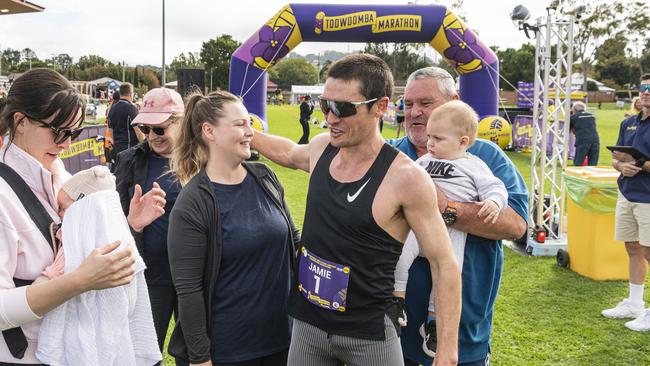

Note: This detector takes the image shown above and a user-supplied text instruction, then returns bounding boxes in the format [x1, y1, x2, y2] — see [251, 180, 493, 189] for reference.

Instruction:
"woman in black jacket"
[167, 91, 300, 366]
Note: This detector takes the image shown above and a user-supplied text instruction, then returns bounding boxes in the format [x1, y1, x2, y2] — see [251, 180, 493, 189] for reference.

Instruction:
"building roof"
[0, 0, 44, 15]
[88, 77, 122, 87]
[291, 85, 325, 95]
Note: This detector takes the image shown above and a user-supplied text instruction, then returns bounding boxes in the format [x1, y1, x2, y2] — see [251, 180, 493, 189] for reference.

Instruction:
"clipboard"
[606, 146, 649, 160]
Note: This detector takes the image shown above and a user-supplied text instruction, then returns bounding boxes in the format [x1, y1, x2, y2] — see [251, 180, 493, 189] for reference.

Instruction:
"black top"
[142, 153, 181, 286]
[569, 111, 600, 145]
[209, 174, 291, 363]
[114, 141, 153, 255]
[167, 163, 300, 364]
[108, 99, 139, 150]
[288, 143, 403, 340]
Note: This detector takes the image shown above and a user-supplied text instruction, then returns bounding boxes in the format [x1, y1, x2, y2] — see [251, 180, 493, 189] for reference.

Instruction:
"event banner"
[230, 3, 499, 124]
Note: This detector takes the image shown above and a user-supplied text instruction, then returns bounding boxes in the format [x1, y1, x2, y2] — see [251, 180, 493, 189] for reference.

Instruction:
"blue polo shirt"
[616, 113, 650, 203]
[387, 137, 529, 365]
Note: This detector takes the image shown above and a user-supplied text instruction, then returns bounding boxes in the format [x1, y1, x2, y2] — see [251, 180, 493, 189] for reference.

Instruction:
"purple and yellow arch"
[229, 4, 499, 129]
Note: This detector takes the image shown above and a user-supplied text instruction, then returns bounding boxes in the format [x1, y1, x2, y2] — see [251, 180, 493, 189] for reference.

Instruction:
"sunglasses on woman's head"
[29, 117, 84, 144]
[319, 97, 379, 118]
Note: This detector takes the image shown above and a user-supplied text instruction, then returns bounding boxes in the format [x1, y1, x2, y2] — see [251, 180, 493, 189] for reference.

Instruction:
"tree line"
[2, 0, 647, 94]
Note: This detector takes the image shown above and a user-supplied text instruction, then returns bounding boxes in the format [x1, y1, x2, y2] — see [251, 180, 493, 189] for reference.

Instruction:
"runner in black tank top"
[289, 142, 404, 340]
[251, 54, 461, 366]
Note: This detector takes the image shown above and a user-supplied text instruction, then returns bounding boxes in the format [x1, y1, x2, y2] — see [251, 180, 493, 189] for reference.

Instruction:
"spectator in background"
[602, 73, 650, 332]
[298, 95, 313, 144]
[569, 101, 600, 166]
[108, 82, 144, 166]
[395, 95, 405, 138]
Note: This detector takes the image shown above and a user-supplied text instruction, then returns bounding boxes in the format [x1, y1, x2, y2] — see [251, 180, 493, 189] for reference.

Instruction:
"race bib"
[297, 246, 350, 312]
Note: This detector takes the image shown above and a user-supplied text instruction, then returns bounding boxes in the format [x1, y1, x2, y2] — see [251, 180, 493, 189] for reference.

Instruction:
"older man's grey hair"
[572, 101, 586, 112]
[406, 67, 458, 99]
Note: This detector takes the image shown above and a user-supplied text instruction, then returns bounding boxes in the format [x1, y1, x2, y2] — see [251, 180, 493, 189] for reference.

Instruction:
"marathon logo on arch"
[314, 11, 421, 34]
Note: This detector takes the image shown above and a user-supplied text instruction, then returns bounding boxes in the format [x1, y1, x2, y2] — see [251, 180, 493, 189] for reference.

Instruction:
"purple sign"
[512, 115, 575, 159]
[297, 246, 350, 312]
[230, 3, 499, 123]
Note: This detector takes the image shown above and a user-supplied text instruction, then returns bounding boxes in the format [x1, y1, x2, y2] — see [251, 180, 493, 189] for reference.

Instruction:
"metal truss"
[528, 11, 575, 248]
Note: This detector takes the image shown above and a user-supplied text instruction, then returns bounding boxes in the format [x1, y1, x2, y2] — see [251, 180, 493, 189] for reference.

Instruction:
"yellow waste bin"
[563, 167, 629, 280]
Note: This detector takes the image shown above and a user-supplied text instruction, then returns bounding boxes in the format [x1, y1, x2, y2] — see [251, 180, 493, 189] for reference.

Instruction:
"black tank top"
[288, 143, 404, 340]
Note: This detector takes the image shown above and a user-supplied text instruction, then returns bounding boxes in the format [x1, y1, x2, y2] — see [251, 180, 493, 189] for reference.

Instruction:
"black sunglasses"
[639, 84, 650, 93]
[319, 97, 379, 118]
[137, 125, 167, 136]
[29, 117, 84, 144]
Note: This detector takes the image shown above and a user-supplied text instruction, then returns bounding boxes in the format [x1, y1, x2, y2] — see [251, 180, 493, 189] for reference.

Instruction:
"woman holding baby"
[0, 68, 165, 365]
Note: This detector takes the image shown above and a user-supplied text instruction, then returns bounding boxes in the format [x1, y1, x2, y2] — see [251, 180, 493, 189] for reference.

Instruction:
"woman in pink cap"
[112, 87, 187, 365]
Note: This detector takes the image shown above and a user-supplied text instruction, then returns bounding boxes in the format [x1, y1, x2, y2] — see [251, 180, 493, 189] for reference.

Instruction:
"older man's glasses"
[319, 98, 379, 118]
[639, 84, 650, 93]
[29, 118, 84, 144]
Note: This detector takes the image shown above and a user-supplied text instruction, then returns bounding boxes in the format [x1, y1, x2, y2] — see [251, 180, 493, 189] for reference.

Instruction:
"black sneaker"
[419, 319, 437, 358]
[396, 297, 407, 327]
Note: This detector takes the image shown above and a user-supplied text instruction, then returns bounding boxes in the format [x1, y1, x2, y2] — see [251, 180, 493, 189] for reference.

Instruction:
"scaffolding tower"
[526, 10, 575, 255]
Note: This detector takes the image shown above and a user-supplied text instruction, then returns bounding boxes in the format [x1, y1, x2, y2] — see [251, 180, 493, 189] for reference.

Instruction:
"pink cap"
[131, 88, 184, 125]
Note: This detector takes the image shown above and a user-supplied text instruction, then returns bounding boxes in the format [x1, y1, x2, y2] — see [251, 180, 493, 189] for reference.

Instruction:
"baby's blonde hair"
[428, 100, 479, 147]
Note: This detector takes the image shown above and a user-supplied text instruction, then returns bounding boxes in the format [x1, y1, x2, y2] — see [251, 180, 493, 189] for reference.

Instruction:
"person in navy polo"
[602, 73, 650, 332]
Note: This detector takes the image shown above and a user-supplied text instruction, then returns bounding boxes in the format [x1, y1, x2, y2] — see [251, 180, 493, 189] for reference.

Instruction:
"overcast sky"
[2, 0, 560, 66]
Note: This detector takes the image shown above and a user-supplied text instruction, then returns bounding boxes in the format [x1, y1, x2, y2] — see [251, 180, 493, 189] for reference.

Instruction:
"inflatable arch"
[229, 4, 499, 130]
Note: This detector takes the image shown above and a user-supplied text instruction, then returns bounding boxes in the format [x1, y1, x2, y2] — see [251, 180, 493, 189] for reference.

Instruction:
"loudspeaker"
[176, 69, 205, 96]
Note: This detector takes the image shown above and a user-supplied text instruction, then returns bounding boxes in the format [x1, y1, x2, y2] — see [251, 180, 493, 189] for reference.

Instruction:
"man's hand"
[612, 151, 634, 163]
[127, 182, 166, 232]
[617, 161, 642, 177]
[477, 199, 501, 224]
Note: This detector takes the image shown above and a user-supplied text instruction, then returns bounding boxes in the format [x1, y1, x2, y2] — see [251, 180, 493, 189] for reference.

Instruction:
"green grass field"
[163, 103, 650, 365]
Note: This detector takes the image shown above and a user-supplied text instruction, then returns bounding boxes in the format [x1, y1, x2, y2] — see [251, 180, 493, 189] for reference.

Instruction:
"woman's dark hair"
[0, 68, 85, 143]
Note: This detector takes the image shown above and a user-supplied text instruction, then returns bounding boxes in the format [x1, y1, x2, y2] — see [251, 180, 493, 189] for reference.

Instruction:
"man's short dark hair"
[119, 82, 133, 96]
[641, 73, 650, 82]
[327, 53, 393, 103]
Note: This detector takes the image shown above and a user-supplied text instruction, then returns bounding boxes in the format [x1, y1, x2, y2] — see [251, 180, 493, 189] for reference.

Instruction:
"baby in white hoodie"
[34, 165, 161, 366]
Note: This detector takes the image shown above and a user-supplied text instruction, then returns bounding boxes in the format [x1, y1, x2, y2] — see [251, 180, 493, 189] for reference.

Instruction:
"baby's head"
[425, 100, 478, 160]
[58, 165, 116, 218]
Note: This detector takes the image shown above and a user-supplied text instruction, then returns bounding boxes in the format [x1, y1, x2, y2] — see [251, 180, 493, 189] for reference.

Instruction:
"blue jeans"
[573, 143, 600, 166]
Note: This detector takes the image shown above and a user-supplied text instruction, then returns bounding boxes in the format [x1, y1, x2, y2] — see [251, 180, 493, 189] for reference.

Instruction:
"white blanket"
[36, 190, 162, 366]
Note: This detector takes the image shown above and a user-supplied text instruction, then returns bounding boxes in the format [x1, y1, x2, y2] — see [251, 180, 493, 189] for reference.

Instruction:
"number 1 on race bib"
[297, 246, 350, 312]
[313, 275, 321, 294]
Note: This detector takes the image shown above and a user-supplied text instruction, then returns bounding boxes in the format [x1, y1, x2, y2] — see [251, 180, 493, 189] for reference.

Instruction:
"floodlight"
[511, 5, 538, 39]
[510, 5, 530, 23]
[569, 5, 586, 19]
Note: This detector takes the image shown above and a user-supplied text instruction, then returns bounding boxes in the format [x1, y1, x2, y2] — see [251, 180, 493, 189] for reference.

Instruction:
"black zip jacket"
[113, 140, 151, 255]
[166, 163, 300, 364]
